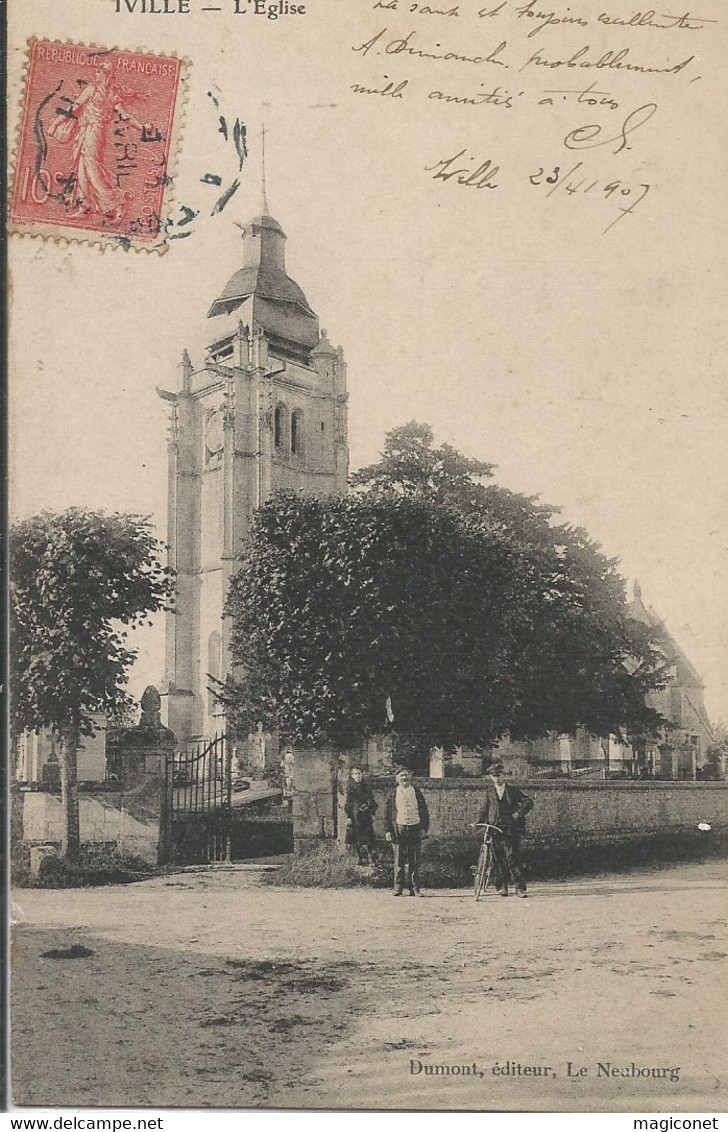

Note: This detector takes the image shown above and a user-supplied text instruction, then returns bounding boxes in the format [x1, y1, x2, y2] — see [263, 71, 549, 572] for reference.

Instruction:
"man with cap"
[384, 767, 430, 896]
[476, 761, 534, 898]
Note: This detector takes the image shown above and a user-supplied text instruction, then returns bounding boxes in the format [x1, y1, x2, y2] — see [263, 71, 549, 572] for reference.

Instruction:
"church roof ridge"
[207, 262, 316, 320]
[206, 204, 316, 322]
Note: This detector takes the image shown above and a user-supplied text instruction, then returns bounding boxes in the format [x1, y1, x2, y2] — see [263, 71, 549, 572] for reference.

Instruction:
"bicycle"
[471, 822, 503, 901]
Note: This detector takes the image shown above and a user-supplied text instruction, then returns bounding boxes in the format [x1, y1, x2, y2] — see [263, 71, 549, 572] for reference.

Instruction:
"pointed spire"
[260, 123, 269, 216]
[181, 348, 193, 392]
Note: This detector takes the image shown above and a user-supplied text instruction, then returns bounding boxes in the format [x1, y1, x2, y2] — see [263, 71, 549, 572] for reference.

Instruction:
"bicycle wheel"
[482, 840, 496, 893]
[474, 842, 488, 901]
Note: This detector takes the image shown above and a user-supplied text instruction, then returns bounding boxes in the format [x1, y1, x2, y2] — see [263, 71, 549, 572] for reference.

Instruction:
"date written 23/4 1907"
[426, 149, 650, 234]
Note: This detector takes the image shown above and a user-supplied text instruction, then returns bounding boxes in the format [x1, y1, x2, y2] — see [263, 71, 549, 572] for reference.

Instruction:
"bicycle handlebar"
[471, 822, 503, 834]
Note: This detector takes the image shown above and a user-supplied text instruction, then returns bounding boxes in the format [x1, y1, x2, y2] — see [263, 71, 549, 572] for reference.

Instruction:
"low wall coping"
[365, 777, 728, 792]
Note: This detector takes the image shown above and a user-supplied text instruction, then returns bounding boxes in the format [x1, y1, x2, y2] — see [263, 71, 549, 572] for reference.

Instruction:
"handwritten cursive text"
[564, 101, 657, 153]
[426, 148, 501, 187]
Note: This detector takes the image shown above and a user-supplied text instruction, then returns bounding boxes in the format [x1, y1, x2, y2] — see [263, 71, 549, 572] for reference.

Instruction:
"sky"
[8, 0, 728, 722]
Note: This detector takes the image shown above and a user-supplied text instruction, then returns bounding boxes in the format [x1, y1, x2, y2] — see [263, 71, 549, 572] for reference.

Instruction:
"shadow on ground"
[11, 927, 367, 1108]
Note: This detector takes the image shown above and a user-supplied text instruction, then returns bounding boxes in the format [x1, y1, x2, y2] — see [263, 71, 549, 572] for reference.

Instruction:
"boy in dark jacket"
[344, 767, 378, 864]
[384, 767, 430, 896]
[476, 761, 534, 898]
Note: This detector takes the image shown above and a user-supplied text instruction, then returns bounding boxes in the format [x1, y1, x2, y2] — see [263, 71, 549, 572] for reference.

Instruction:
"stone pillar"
[218, 371, 237, 732]
[109, 686, 177, 865]
[160, 359, 198, 745]
[292, 747, 337, 853]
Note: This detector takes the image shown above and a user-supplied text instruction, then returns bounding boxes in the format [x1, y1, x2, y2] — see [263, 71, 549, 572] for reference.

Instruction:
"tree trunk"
[59, 725, 81, 861]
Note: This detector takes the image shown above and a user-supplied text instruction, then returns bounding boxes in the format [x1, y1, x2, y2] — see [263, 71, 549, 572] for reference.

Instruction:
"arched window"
[291, 410, 303, 457]
[274, 404, 288, 449]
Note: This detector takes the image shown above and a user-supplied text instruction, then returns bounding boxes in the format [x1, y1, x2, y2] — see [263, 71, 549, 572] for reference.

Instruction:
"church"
[13, 196, 716, 785]
[158, 192, 349, 744]
[154, 192, 714, 779]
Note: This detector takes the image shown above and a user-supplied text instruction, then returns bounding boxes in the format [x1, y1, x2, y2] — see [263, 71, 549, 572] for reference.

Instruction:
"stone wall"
[19, 787, 164, 865]
[333, 775, 728, 846]
[18, 737, 172, 866]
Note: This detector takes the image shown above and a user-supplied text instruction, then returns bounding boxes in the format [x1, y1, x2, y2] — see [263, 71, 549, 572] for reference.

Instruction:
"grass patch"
[522, 828, 728, 878]
[262, 842, 372, 888]
[420, 835, 481, 887]
[264, 829, 728, 889]
[420, 830, 728, 886]
[12, 844, 157, 888]
[262, 838, 479, 889]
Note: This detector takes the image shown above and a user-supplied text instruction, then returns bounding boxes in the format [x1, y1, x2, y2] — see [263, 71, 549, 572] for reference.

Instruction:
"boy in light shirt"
[384, 767, 430, 896]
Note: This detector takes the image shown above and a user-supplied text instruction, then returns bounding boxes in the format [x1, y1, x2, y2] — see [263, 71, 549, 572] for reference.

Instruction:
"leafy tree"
[351, 421, 496, 505]
[352, 420, 560, 532]
[10, 509, 173, 859]
[224, 426, 666, 758]
[354, 422, 667, 742]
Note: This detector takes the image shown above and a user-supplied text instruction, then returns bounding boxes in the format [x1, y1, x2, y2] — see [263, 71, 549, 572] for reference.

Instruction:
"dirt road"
[10, 860, 728, 1111]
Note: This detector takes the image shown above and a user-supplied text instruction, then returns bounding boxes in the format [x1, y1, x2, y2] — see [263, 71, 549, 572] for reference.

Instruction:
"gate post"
[224, 734, 233, 862]
[158, 754, 174, 866]
[292, 746, 337, 853]
[109, 687, 177, 866]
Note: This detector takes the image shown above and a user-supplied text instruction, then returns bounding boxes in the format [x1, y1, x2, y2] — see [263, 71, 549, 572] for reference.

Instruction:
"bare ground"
[10, 859, 728, 1112]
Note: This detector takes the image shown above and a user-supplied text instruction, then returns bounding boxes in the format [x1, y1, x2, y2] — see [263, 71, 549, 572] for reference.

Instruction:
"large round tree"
[224, 426, 666, 756]
[10, 509, 173, 859]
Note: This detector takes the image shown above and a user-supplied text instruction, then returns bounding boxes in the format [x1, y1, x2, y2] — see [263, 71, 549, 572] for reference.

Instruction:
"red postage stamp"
[9, 40, 187, 250]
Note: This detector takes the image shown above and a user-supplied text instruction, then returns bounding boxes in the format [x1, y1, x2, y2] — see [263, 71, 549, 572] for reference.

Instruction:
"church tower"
[158, 202, 349, 743]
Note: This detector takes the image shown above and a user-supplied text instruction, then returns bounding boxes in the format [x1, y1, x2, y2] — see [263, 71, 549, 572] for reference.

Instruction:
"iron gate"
[168, 734, 232, 863]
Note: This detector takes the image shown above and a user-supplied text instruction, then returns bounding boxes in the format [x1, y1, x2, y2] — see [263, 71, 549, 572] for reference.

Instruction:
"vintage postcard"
[6, 0, 728, 1119]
